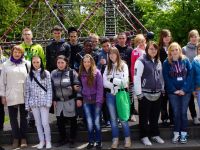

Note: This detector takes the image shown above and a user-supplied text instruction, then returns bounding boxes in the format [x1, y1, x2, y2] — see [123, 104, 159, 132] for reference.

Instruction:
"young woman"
[51, 55, 82, 148]
[25, 56, 52, 149]
[182, 29, 200, 125]
[192, 43, 200, 123]
[103, 47, 131, 149]
[163, 42, 193, 144]
[0, 45, 30, 149]
[134, 41, 164, 146]
[79, 54, 103, 149]
[158, 29, 173, 126]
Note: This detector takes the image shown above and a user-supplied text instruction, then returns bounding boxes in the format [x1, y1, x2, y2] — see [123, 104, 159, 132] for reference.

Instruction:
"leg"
[138, 97, 151, 138]
[180, 93, 191, 131]
[106, 93, 119, 138]
[160, 94, 169, 122]
[19, 104, 27, 139]
[56, 112, 66, 140]
[8, 105, 20, 139]
[120, 120, 130, 137]
[0, 98, 4, 130]
[149, 97, 161, 137]
[40, 107, 51, 142]
[32, 107, 44, 142]
[94, 105, 102, 142]
[189, 94, 197, 119]
[69, 116, 77, 140]
[168, 94, 181, 132]
[83, 103, 95, 143]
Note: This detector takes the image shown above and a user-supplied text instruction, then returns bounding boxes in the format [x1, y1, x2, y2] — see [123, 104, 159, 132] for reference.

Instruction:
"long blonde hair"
[107, 47, 124, 74]
[79, 54, 96, 86]
[167, 42, 186, 64]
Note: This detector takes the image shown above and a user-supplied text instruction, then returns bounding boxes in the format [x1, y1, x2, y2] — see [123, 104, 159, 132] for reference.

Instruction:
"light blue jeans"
[106, 93, 130, 138]
[83, 103, 101, 143]
[197, 91, 200, 111]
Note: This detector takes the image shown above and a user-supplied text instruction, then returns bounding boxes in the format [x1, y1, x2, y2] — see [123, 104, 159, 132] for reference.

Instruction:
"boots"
[12, 139, 19, 149]
[20, 138, 27, 148]
[111, 138, 119, 149]
[124, 137, 132, 148]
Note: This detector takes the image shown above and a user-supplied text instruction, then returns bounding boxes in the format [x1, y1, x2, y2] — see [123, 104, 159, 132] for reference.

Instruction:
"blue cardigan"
[163, 58, 193, 94]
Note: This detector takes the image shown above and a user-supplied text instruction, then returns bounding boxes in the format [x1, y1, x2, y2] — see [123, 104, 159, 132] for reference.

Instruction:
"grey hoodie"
[182, 42, 197, 62]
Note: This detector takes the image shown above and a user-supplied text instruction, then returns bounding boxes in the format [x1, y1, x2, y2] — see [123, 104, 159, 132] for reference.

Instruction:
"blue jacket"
[192, 56, 200, 89]
[163, 58, 193, 94]
[97, 49, 108, 73]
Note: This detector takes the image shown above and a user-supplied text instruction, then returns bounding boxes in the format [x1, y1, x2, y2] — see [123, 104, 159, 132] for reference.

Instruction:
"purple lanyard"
[174, 61, 181, 73]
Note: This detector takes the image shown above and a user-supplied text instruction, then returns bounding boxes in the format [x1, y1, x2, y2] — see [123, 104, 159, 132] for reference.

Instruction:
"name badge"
[62, 78, 70, 82]
[177, 77, 183, 81]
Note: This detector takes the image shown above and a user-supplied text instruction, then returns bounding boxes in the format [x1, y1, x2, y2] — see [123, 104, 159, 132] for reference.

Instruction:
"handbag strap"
[33, 76, 47, 92]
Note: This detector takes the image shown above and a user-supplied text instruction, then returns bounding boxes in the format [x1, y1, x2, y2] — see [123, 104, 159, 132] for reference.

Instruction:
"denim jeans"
[197, 91, 200, 111]
[83, 103, 101, 143]
[106, 93, 130, 138]
[168, 93, 191, 132]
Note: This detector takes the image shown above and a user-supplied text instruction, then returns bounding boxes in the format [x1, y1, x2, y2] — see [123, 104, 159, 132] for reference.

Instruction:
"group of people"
[0, 25, 200, 150]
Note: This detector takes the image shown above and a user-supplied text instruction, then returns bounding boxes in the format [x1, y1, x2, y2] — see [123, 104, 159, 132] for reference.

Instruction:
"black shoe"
[0, 147, 5, 150]
[96, 142, 102, 150]
[55, 140, 66, 147]
[162, 119, 169, 127]
[69, 140, 75, 148]
[87, 142, 94, 149]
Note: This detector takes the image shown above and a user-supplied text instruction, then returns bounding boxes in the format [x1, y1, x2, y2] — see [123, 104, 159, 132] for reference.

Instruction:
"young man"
[20, 28, 45, 65]
[68, 27, 83, 70]
[46, 25, 71, 72]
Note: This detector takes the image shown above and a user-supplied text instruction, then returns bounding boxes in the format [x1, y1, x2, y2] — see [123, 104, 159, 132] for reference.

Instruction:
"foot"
[141, 137, 152, 146]
[172, 132, 180, 144]
[86, 142, 94, 149]
[46, 141, 52, 149]
[69, 140, 75, 148]
[95, 142, 102, 150]
[193, 117, 200, 125]
[54, 140, 66, 147]
[151, 136, 164, 144]
[20, 138, 27, 148]
[180, 132, 188, 144]
[37, 141, 45, 149]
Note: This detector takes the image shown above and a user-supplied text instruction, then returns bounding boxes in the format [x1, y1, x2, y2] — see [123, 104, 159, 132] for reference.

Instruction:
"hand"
[1, 97, 7, 105]
[73, 85, 80, 91]
[76, 100, 82, 107]
[100, 58, 106, 65]
[179, 90, 185, 96]
[174, 90, 180, 95]
[53, 101, 56, 108]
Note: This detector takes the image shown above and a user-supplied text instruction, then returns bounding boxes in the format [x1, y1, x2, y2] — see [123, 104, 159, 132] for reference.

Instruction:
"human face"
[170, 46, 180, 60]
[137, 39, 146, 50]
[190, 35, 199, 45]
[83, 57, 92, 72]
[91, 37, 99, 49]
[84, 42, 93, 54]
[102, 42, 110, 53]
[109, 52, 117, 63]
[32, 57, 41, 70]
[117, 35, 127, 46]
[163, 35, 171, 46]
[53, 30, 62, 41]
[148, 44, 158, 58]
[57, 59, 67, 70]
[12, 49, 23, 60]
[69, 32, 78, 45]
[22, 30, 33, 43]
[197, 47, 200, 55]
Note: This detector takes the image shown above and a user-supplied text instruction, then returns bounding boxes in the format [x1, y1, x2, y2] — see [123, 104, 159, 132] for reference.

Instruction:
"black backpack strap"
[69, 69, 76, 99]
[33, 76, 47, 92]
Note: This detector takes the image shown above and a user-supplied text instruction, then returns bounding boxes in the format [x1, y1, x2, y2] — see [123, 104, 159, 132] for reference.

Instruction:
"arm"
[0, 64, 6, 97]
[113, 63, 129, 87]
[103, 66, 113, 89]
[46, 71, 53, 107]
[134, 60, 144, 96]
[96, 70, 104, 107]
[24, 77, 30, 110]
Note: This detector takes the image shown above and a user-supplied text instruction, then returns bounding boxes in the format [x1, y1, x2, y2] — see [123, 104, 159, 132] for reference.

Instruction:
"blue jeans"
[168, 93, 191, 132]
[197, 91, 200, 110]
[106, 93, 130, 138]
[83, 103, 101, 143]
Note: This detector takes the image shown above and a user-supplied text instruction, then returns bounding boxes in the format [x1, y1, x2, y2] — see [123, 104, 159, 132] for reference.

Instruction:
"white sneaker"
[151, 136, 165, 144]
[37, 141, 45, 149]
[46, 142, 52, 149]
[193, 117, 200, 125]
[141, 137, 152, 146]
[172, 132, 180, 143]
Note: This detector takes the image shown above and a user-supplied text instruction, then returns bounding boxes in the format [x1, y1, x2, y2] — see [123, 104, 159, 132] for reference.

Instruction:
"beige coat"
[0, 59, 30, 106]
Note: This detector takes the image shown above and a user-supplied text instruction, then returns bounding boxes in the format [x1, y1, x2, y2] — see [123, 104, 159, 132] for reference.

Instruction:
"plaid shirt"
[25, 69, 52, 110]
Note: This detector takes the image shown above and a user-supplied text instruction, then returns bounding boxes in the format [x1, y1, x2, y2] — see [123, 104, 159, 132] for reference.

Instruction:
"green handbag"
[116, 83, 131, 121]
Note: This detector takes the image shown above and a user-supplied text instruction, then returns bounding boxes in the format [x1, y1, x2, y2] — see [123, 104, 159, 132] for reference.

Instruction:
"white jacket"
[0, 59, 30, 106]
[103, 62, 129, 95]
